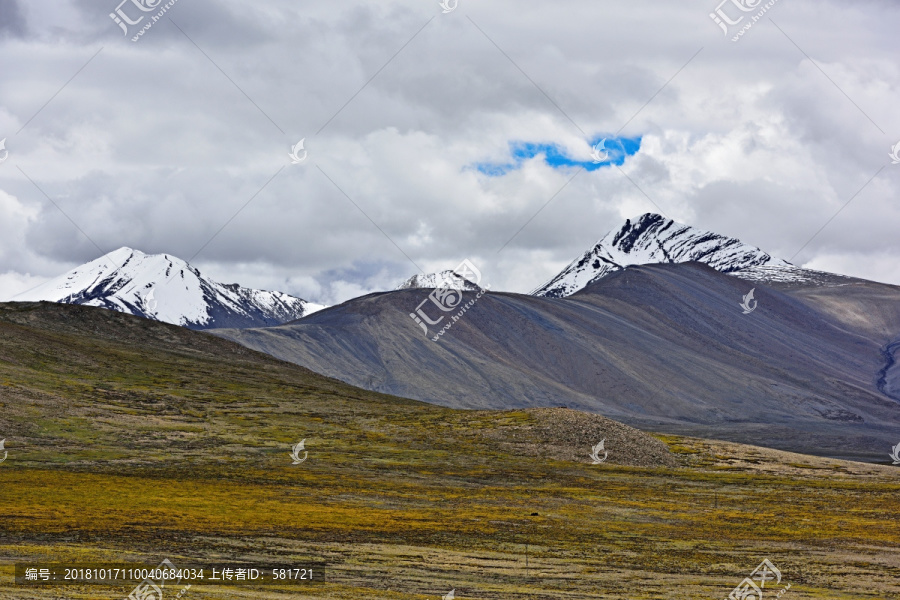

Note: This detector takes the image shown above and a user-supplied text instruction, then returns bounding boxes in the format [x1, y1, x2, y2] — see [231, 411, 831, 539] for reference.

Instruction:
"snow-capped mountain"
[16, 247, 326, 329]
[532, 213, 793, 297]
[396, 270, 481, 291]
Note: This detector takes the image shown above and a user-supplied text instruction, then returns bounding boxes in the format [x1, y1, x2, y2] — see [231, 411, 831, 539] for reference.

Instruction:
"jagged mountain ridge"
[533, 213, 794, 297]
[15, 247, 326, 329]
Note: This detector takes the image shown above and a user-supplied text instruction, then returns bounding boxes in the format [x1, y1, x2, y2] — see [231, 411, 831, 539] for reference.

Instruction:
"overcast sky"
[1, 0, 898, 305]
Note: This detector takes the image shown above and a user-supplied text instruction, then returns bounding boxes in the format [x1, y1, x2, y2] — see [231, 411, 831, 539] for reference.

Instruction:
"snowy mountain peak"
[396, 270, 481, 291]
[532, 213, 792, 298]
[16, 248, 326, 329]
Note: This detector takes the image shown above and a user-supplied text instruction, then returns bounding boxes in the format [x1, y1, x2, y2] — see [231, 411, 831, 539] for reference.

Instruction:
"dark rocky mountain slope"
[217, 262, 900, 461]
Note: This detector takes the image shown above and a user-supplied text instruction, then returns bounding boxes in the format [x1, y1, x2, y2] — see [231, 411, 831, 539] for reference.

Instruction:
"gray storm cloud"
[0, 0, 898, 304]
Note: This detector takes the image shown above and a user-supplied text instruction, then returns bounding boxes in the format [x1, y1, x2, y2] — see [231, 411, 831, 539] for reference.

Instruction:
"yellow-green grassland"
[0, 302, 897, 599]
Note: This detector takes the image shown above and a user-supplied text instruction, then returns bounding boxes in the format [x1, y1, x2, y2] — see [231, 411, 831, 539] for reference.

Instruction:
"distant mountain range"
[15, 247, 325, 329]
[396, 213, 845, 298]
[16, 214, 853, 329]
[9, 216, 900, 461]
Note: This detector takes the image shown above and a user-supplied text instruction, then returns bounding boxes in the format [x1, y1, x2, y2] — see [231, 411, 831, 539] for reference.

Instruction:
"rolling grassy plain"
[0, 302, 897, 599]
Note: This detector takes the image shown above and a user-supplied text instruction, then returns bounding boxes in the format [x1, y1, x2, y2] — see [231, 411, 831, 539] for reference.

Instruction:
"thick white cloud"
[0, 0, 898, 304]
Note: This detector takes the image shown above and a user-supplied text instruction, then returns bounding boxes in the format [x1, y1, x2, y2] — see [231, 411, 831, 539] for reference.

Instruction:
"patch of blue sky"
[473, 135, 641, 176]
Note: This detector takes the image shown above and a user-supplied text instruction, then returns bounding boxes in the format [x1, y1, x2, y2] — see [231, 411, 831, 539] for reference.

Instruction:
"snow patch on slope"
[731, 265, 857, 286]
[396, 270, 481, 291]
